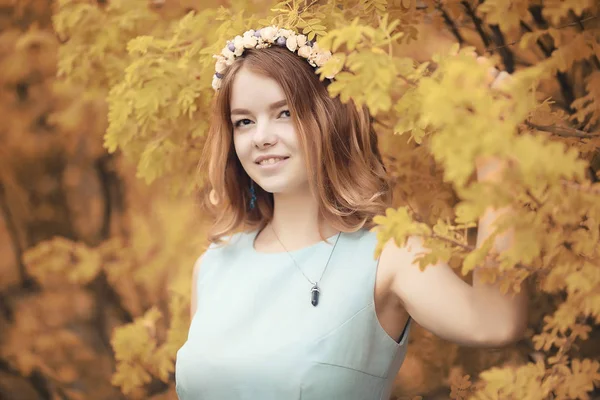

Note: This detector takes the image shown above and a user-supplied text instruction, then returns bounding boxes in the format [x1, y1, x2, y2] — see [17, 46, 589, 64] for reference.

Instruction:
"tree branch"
[461, 1, 515, 72]
[460, 1, 491, 48]
[569, 10, 600, 70]
[519, 21, 552, 57]
[89, 271, 134, 356]
[487, 23, 515, 73]
[527, 5, 576, 112]
[0, 182, 34, 287]
[95, 153, 129, 239]
[525, 120, 600, 139]
[436, 3, 464, 45]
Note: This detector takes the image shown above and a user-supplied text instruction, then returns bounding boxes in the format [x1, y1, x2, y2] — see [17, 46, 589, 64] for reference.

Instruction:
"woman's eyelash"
[234, 119, 252, 128]
[233, 110, 291, 128]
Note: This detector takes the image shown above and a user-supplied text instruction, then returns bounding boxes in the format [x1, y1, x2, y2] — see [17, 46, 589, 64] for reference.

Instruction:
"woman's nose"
[252, 119, 277, 147]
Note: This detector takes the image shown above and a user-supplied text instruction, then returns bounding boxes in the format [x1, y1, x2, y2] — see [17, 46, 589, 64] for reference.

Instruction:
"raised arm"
[383, 158, 527, 347]
[381, 62, 528, 347]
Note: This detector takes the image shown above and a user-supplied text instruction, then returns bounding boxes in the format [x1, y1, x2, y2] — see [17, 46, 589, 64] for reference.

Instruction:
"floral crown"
[212, 25, 335, 91]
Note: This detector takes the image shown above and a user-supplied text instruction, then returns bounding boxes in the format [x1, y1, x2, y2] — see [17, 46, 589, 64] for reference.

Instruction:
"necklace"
[269, 225, 341, 307]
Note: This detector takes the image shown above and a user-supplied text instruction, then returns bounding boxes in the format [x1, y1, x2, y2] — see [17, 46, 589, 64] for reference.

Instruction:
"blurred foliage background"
[0, 0, 599, 399]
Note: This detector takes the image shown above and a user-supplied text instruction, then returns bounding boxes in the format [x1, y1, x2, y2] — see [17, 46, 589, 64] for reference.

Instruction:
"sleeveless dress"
[175, 227, 412, 400]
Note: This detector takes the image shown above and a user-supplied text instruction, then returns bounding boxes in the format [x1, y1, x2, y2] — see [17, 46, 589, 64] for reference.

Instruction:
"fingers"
[474, 56, 500, 85]
[491, 70, 512, 89]
[458, 50, 512, 88]
[475, 55, 512, 89]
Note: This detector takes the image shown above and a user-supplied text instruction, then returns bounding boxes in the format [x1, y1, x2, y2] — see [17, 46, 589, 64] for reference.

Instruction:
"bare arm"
[471, 157, 528, 344]
[384, 217, 527, 347]
[384, 161, 528, 348]
[190, 253, 206, 320]
[384, 56, 528, 347]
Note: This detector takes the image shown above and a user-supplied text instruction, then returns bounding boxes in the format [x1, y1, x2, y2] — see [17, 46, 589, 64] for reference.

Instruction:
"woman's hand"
[475, 55, 512, 89]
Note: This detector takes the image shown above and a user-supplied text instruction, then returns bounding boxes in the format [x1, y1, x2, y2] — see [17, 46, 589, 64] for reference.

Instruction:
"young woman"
[175, 26, 528, 400]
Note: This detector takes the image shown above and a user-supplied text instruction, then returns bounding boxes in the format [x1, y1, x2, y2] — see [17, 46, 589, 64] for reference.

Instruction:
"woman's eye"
[234, 119, 252, 128]
[233, 111, 289, 128]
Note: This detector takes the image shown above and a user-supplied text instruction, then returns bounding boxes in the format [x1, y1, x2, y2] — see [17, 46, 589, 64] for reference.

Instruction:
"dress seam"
[313, 361, 385, 379]
[309, 302, 373, 344]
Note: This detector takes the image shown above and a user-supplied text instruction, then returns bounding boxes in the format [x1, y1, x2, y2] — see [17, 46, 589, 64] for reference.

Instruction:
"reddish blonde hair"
[198, 46, 392, 245]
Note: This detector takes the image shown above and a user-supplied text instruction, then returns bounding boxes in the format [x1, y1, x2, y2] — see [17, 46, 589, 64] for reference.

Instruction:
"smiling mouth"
[256, 157, 290, 166]
[256, 158, 290, 169]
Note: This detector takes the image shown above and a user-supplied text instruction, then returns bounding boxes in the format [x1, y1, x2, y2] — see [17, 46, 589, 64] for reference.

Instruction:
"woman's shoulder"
[206, 230, 248, 251]
[192, 230, 250, 283]
[344, 226, 379, 248]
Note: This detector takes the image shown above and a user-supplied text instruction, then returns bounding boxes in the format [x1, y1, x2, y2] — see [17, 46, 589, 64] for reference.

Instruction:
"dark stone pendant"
[311, 284, 320, 307]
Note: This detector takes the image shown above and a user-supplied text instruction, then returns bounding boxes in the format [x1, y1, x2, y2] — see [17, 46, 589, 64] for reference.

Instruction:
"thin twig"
[560, 180, 600, 195]
[525, 189, 544, 209]
[430, 232, 473, 251]
[525, 120, 600, 139]
[487, 15, 598, 53]
[396, 73, 417, 87]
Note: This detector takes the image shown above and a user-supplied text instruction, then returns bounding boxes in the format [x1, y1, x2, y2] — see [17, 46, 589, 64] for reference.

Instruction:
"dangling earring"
[249, 180, 256, 210]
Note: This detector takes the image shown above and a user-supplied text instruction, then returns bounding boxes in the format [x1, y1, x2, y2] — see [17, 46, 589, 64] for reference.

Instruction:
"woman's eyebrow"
[230, 99, 288, 116]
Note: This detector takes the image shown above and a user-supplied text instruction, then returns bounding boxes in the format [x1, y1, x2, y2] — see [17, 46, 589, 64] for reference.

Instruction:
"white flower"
[260, 26, 277, 42]
[296, 34, 307, 47]
[278, 28, 293, 38]
[233, 35, 244, 49]
[212, 76, 222, 90]
[221, 46, 234, 58]
[286, 35, 298, 52]
[314, 51, 332, 67]
[242, 35, 258, 48]
[213, 28, 341, 90]
[232, 36, 244, 56]
[215, 58, 227, 73]
[242, 31, 258, 48]
[297, 45, 312, 59]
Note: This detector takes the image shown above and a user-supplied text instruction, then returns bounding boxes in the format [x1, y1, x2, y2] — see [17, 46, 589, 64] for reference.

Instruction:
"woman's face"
[230, 67, 309, 195]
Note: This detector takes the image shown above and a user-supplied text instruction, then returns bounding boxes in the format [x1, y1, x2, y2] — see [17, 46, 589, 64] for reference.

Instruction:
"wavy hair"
[197, 46, 392, 246]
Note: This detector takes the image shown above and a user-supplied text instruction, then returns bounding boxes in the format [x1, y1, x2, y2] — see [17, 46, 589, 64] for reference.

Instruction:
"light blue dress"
[175, 228, 412, 400]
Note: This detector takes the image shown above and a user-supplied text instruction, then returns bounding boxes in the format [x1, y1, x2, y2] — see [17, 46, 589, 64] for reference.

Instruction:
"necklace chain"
[269, 224, 341, 287]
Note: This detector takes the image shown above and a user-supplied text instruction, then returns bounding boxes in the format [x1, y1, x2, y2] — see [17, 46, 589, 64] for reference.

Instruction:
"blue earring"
[249, 180, 256, 210]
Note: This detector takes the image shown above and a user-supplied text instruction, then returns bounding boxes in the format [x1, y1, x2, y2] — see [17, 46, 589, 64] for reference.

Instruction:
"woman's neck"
[255, 222, 339, 253]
